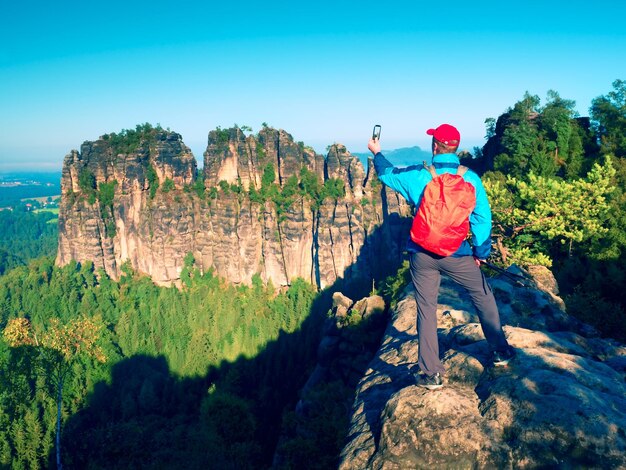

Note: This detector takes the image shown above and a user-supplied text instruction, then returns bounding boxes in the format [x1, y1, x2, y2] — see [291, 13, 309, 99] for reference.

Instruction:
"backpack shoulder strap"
[422, 161, 438, 179]
[456, 165, 469, 176]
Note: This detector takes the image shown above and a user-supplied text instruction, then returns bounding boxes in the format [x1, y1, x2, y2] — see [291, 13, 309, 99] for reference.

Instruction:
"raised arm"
[368, 137, 426, 205]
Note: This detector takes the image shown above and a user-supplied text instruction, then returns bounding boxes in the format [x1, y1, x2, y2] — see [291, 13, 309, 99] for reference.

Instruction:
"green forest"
[464, 80, 626, 341]
[0, 210, 58, 275]
[0, 80, 625, 469]
[0, 257, 340, 469]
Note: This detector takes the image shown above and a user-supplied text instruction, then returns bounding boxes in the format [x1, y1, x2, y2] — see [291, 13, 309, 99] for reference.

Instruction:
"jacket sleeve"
[373, 152, 423, 205]
[467, 173, 492, 259]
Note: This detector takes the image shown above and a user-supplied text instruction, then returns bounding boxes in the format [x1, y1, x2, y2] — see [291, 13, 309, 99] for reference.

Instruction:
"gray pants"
[409, 251, 510, 376]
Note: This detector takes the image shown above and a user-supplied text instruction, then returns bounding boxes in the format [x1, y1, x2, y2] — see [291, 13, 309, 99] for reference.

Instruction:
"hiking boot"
[492, 347, 516, 366]
[416, 372, 444, 390]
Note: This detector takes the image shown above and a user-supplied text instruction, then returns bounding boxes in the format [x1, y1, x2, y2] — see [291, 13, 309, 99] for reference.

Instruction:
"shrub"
[102, 123, 163, 155]
[162, 178, 175, 193]
[218, 180, 231, 194]
[193, 176, 205, 198]
[146, 166, 159, 199]
[78, 169, 96, 193]
[98, 181, 117, 207]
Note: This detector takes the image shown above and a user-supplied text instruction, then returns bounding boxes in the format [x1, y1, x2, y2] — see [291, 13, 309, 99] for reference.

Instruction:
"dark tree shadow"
[56, 217, 409, 469]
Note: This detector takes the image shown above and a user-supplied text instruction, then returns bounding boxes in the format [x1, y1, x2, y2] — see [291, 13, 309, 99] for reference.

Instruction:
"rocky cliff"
[338, 266, 626, 469]
[57, 125, 411, 287]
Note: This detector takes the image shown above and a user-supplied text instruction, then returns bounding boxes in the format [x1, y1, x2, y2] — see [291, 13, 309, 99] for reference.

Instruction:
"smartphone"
[372, 124, 381, 140]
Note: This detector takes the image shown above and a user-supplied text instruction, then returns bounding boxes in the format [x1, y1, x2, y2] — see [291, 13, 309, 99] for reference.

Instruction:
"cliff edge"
[338, 266, 626, 469]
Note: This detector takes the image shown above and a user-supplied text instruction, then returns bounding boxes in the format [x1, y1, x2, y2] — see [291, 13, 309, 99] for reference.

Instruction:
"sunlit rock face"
[338, 266, 626, 469]
[57, 126, 412, 287]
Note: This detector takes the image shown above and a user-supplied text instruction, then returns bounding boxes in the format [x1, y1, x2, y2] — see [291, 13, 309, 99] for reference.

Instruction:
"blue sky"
[1, 0, 624, 170]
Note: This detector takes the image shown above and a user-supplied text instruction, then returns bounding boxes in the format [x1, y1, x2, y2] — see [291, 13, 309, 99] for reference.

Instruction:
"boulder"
[339, 270, 626, 469]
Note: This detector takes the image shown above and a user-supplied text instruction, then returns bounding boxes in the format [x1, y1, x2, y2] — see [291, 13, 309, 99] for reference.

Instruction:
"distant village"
[0, 179, 55, 188]
[0, 195, 60, 212]
[22, 196, 60, 211]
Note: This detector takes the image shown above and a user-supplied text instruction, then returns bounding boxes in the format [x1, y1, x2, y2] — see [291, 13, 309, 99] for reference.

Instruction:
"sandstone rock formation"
[56, 126, 411, 287]
[339, 266, 626, 469]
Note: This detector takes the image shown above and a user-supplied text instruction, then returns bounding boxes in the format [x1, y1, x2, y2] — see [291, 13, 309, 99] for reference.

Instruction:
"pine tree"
[485, 156, 616, 266]
[3, 316, 106, 470]
[590, 79, 626, 158]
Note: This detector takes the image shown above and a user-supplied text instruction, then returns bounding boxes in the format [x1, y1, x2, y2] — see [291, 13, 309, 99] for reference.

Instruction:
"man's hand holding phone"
[372, 124, 381, 140]
[368, 124, 381, 155]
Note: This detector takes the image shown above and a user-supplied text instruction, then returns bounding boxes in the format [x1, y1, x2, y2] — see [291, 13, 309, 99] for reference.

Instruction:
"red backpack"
[410, 163, 476, 256]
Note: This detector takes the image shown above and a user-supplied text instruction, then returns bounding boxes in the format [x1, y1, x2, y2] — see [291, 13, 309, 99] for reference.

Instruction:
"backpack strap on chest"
[422, 161, 438, 179]
[423, 161, 469, 178]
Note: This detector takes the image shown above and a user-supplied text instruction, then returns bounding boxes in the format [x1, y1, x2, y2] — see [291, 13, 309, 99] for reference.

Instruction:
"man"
[368, 123, 515, 390]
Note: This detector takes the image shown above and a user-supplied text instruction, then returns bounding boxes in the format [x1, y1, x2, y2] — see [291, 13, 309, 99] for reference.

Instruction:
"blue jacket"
[374, 152, 492, 259]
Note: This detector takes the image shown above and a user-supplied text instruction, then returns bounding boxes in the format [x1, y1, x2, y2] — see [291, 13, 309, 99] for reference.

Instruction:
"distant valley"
[0, 171, 62, 208]
[352, 145, 433, 167]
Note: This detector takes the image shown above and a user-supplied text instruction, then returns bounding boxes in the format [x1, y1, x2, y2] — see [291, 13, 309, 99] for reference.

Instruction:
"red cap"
[426, 124, 460, 146]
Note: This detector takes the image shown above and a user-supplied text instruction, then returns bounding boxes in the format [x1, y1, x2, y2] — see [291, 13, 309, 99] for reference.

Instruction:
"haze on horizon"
[1, 0, 624, 171]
